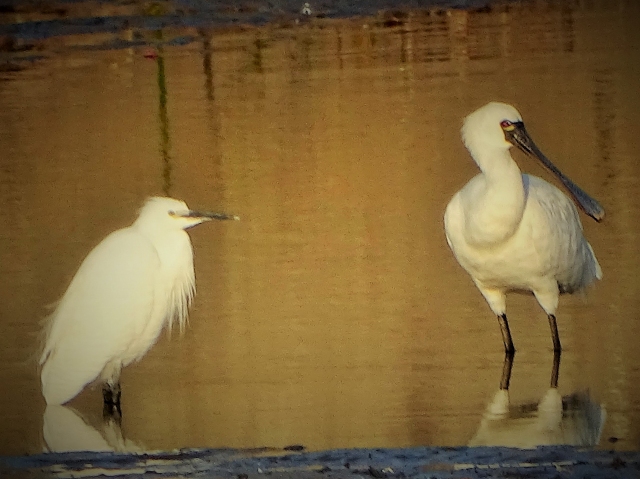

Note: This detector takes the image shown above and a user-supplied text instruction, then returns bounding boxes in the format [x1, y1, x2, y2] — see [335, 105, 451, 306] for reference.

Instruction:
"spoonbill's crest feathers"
[462, 102, 522, 155]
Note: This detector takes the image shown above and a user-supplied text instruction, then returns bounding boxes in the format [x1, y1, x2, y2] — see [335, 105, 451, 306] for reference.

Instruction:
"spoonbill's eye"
[500, 120, 516, 131]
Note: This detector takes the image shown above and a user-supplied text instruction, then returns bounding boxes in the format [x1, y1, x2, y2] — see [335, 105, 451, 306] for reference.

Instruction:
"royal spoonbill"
[39, 197, 239, 412]
[444, 102, 603, 353]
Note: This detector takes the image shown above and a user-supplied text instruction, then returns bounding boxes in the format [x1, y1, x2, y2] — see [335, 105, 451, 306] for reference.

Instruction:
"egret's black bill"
[503, 121, 605, 222]
[183, 211, 240, 221]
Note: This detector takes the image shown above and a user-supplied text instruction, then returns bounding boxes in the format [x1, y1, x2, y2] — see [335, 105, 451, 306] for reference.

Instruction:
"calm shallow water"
[1, 0, 639, 456]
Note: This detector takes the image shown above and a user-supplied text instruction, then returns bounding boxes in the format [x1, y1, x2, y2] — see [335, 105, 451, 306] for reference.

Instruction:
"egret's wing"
[40, 228, 160, 405]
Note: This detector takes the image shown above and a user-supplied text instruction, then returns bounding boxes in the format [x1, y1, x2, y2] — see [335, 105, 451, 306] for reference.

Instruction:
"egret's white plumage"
[39, 197, 238, 407]
[444, 102, 603, 352]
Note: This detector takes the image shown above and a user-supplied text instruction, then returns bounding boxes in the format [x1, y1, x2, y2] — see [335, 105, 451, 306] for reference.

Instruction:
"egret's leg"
[101, 361, 122, 418]
[498, 314, 515, 354]
[103, 381, 121, 419]
[102, 381, 121, 405]
[104, 402, 122, 429]
[548, 314, 562, 352]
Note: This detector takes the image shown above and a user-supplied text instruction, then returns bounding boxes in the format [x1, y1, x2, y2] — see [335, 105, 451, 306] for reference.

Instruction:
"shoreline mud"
[2, 445, 640, 478]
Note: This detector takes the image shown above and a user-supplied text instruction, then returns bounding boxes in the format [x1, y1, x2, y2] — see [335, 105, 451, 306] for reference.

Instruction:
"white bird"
[444, 102, 604, 353]
[39, 197, 238, 411]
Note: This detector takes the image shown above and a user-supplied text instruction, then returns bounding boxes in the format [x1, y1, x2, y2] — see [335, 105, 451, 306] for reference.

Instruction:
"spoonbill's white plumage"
[39, 197, 238, 411]
[444, 102, 603, 353]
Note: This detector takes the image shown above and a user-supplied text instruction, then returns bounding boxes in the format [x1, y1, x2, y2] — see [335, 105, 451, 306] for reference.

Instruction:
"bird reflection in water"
[469, 353, 606, 448]
[43, 405, 141, 453]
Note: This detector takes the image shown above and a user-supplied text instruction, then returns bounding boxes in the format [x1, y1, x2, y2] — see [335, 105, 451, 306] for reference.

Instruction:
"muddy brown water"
[0, 1, 639, 456]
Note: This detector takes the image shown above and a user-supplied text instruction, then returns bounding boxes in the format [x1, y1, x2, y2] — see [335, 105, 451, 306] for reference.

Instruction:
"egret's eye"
[168, 211, 176, 217]
[500, 120, 515, 131]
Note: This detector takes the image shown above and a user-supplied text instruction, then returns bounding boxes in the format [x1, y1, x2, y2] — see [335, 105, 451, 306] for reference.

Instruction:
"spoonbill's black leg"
[499, 351, 515, 391]
[548, 314, 562, 352]
[550, 350, 561, 389]
[498, 314, 515, 354]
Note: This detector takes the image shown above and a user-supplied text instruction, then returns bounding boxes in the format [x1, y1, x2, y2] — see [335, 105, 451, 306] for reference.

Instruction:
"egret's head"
[461, 102, 523, 156]
[136, 197, 239, 232]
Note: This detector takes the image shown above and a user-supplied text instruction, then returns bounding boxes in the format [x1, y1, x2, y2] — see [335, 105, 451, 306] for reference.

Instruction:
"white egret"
[444, 102, 603, 353]
[39, 197, 238, 411]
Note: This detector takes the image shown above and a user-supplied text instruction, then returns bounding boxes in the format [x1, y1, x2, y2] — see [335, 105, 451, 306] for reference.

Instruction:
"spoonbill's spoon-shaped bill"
[501, 119, 604, 222]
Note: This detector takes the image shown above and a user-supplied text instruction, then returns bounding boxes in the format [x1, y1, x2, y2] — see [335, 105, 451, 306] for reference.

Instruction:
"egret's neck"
[463, 147, 526, 247]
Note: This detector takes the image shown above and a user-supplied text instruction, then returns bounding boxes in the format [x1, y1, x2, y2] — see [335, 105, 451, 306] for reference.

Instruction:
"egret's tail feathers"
[40, 346, 105, 405]
[41, 360, 84, 405]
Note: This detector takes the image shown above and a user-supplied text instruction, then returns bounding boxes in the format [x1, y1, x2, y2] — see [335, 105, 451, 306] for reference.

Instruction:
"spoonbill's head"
[461, 102, 523, 155]
[461, 102, 605, 222]
[134, 197, 239, 233]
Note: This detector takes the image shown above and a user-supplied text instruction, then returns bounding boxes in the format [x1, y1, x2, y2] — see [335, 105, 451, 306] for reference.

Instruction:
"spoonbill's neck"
[471, 146, 519, 180]
[464, 146, 527, 247]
